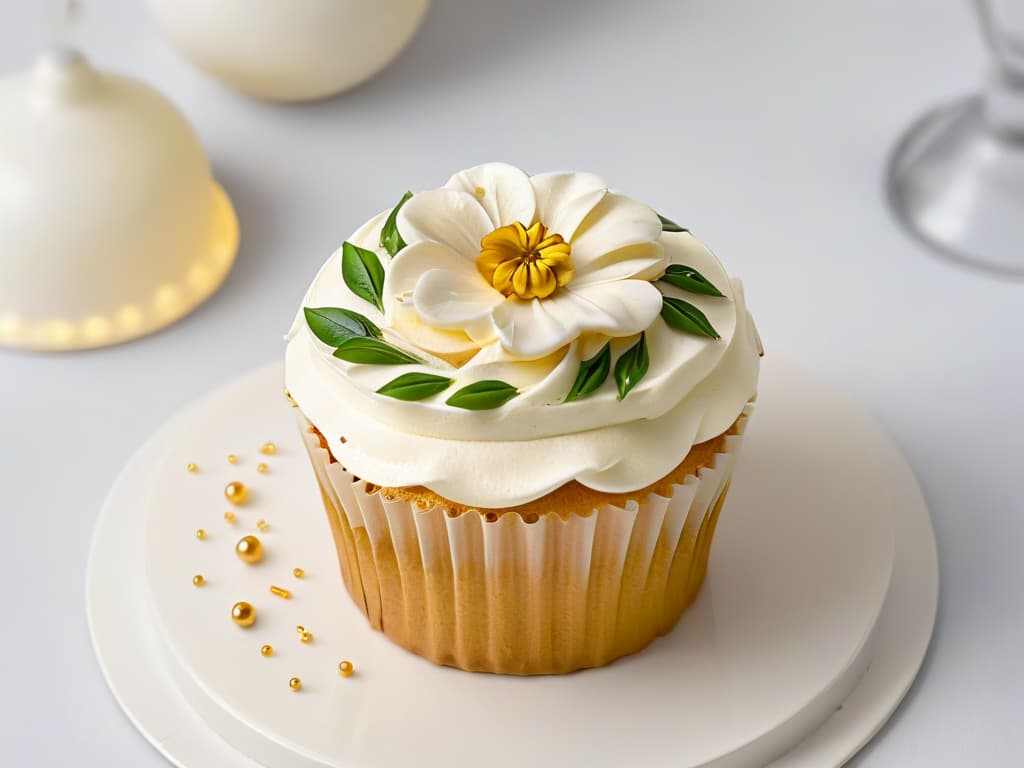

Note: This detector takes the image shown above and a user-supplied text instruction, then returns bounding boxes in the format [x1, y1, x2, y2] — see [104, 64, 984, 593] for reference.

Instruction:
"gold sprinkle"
[227, 454, 238, 464]
[223, 511, 237, 524]
[270, 585, 291, 599]
[235, 535, 264, 564]
[256, 519, 269, 532]
[260, 644, 274, 657]
[257, 462, 269, 474]
[186, 463, 198, 473]
[224, 481, 249, 505]
[231, 601, 256, 627]
[337, 660, 354, 677]
[300, 631, 313, 644]
[192, 574, 205, 587]
[195, 528, 207, 540]
[295, 625, 304, 633]
[292, 567, 305, 579]
[284, 389, 298, 407]
[289, 677, 302, 692]
[474, 186, 486, 198]
[261, 441, 277, 455]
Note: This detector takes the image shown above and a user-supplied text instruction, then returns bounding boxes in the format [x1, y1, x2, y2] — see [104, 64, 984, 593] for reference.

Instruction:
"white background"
[1, 0, 1021, 765]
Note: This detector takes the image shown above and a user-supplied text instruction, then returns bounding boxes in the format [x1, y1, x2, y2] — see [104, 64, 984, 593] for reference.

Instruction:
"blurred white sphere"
[146, 0, 431, 102]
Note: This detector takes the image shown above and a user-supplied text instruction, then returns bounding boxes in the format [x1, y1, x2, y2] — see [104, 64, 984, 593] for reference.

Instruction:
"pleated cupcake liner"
[298, 404, 752, 675]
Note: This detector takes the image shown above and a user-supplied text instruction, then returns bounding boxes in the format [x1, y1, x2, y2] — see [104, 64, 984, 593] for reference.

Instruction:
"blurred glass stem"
[885, 0, 1024, 277]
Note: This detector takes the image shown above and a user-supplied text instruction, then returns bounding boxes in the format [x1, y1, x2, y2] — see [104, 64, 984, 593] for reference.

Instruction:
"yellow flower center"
[477, 222, 574, 300]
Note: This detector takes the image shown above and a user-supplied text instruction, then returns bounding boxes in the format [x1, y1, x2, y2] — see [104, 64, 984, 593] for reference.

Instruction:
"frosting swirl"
[285, 164, 760, 508]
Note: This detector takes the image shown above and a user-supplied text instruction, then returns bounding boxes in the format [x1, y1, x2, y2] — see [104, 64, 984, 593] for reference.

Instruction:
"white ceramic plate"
[87, 356, 937, 767]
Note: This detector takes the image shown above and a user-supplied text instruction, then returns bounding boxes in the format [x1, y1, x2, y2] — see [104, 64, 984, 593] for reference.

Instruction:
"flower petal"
[571, 241, 668, 286]
[445, 163, 536, 229]
[570, 192, 662, 274]
[398, 188, 493, 258]
[389, 302, 482, 367]
[413, 267, 504, 341]
[531, 172, 608, 241]
[492, 280, 662, 358]
[382, 240, 476, 317]
[567, 280, 664, 337]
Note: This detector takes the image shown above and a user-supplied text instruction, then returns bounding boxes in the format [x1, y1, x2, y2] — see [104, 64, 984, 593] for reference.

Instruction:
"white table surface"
[1, 0, 1021, 765]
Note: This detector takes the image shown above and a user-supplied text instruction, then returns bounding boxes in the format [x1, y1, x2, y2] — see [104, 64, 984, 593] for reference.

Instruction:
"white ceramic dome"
[0, 50, 238, 351]
[146, 0, 430, 102]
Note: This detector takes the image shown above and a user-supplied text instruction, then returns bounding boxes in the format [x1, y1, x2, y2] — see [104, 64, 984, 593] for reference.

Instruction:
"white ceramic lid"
[0, 49, 238, 351]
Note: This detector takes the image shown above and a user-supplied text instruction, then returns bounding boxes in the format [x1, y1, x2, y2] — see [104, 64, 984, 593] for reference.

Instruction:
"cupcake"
[285, 163, 761, 674]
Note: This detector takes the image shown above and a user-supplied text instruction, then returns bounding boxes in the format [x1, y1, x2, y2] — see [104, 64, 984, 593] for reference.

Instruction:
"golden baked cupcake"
[285, 163, 761, 674]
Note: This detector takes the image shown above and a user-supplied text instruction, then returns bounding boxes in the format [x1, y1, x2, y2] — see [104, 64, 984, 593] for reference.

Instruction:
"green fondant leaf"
[657, 213, 689, 233]
[304, 307, 382, 346]
[380, 191, 413, 258]
[446, 380, 518, 410]
[660, 296, 721, 339]
[613, 333, 650, 400]
[377, 372, 454, 401]
[660, 265, 726, 298]
[332, 337, 421, 365]
[341, 241, 385, 312]
[564, 343, 611, 403]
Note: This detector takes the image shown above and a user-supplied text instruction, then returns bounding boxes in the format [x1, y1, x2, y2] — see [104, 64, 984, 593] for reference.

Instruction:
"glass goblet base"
[888, 94, 1024, 277]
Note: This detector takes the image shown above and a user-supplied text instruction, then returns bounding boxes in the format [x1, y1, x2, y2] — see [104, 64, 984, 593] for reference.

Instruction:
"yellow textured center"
[477, 222, 574, 300]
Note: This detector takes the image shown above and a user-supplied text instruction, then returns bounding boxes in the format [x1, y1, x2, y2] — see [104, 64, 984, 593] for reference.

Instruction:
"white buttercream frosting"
[285, 164, 760, 508]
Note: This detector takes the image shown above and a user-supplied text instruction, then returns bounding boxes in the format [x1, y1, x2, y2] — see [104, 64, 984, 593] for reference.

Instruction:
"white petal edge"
[382, 240, 478, 319]
[413, 267, 504, 334]
[397, 188, 493, 259]
[571, 241, 669, 286]
[445, 163, 536, 229]
[389, 302, 483, 363]
[570, 192, 663, 273]
[531, 172, 608, 241]
[492, 280, 663, 358]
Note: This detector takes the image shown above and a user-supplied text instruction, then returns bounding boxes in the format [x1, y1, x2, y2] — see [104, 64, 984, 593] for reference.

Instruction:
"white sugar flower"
[382, 163, 668, 361]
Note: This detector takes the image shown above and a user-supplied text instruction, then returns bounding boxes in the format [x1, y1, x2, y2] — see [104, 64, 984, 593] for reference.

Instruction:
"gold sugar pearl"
[186, 463, 198, 473]
[337, 660, 354, 677]
[256, 519, 270, 532]
[257, 462, 269, 474]
[235, 535, 264, 565]
[227, 453, 238, 464]
[192, 574, 205, 587]
[292, 568, 305, 579]
[289, 677, 302, 692]
[224, 481, 249, 505]
[231, 601, 256, 627]
[261, 441, 277, 456]
[223, 511, 237, 524]
[270, 585, 291, 599]
[260, 644, 274, 657]
[195, 529, 207, 540]
[300, 631, 313, 644]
